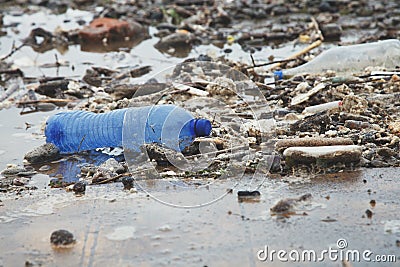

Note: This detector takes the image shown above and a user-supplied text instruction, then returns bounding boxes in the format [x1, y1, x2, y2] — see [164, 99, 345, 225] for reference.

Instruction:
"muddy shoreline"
[0, 0, 400, 266]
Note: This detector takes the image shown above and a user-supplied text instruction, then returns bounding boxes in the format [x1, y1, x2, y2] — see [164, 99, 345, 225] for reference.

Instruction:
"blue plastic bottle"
[45, 104, 212, 154]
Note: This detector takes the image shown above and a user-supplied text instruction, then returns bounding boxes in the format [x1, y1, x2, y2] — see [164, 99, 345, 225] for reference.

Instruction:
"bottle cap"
[273, 70, 283, 80]
[193, 119, 212, 137]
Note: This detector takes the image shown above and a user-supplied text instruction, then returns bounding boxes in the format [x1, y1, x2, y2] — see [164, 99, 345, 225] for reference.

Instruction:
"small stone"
[1, 165, 27, 177]
[39, 165, 51, 171]
[388, 121, 400, 135]
[377, 147, 396, 158]
[342, 95, 368, 114]
[99, 158, 125, 174]
[72, 181, 86, 194]
[154, 32, 194, 57]
[24, 143, 60, 164]
[121, 176, 134, 190]
[365, 209, 373, 219]
[370, 200, 376, 207]
[206, 77, 237, 96]
[12, 177, 30, 186]
[320, 23, 342, 40]
[50, 229, 75, 247]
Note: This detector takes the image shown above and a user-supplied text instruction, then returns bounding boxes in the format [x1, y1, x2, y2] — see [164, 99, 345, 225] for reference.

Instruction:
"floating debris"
[270, 193, 312, 215]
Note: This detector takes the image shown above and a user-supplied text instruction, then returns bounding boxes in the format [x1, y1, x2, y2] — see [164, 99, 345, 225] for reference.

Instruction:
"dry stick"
[93, 172, 131, 185]
[269, 39, 323, 71]
[246, 58, 297, 70]
[17, 99, 74, 105]
[0, 42, 25, 61]
[77, 135, 86, 153]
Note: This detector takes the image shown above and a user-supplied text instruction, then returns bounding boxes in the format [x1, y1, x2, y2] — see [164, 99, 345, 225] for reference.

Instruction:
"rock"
[154, 32, 195, 57]
[388, 121, 400, 135]
[206, 77, 237, 97]
[320, 23, 342, 40]
[360, 131, 376, 144]
[1, 165, 27, 177]
[12, 177, 30, 186]
[365, 209, 373, 219]
[72, 181, 86, 194]
[290, 112, 331, 133]
[35, 80, 69, 98]
[50, 229, 75, 247]
[121, 176, 134, 190]
[283, 145, 362, 167]
[344, 120, 372, 130]
[376, 147, 396, 158]
[275, 137, 353, 153]
[99, 158, 125, 174]
[342, 95, 368, 114]
[24, 143, 60, 164]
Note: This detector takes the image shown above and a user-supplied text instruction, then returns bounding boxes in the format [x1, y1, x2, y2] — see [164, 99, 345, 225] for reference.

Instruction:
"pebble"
[24, 143, 60, 164]
[50, 229, 75, 247]
[388, 121, 400, 135]
[206, 77, 237, 96]
[121, 176, 134, 190]
[320, 23, 342, 40]
[72, 181, 86, 194]
[39, 165, 51, 171]
[1, 165, 28, 177]
[12, 177, 30, 186]
[341, 95, 368, 114]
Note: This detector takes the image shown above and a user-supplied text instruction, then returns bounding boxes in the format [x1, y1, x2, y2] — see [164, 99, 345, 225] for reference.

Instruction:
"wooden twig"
[0, 42, 25, 61]
[17, 99, 74, 105]
[246, 58, 297, 70]
[92, 172, 131, 185]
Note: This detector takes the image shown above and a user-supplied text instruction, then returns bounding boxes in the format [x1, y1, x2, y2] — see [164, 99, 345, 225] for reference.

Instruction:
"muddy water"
[0, 168, 399, 266]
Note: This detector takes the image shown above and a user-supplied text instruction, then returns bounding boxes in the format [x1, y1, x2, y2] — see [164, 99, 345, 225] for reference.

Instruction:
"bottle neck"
[189, 118, 212, 137]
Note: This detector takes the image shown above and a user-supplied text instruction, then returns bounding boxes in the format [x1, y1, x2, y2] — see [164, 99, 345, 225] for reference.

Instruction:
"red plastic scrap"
[79, 17, 139, 43]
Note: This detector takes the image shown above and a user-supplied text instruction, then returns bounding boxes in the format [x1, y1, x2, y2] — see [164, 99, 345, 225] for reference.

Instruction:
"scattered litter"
[283, 145, 362, 168]
[270, 193, 312, 215]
